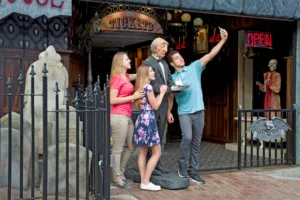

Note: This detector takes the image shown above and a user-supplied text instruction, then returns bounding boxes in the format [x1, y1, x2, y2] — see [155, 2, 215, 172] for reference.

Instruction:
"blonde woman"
[110, 52, 144, 188]
[133, 65, 167, 191]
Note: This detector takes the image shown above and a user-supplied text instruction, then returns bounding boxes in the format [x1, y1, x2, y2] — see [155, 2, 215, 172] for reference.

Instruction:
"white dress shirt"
[152, 55, 167, 84]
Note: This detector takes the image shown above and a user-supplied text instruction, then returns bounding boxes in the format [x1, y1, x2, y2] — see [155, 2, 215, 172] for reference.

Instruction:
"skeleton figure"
[256, 59, 281, 118]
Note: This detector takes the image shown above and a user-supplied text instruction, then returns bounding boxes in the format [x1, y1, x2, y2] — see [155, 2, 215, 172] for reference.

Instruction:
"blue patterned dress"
[132, 84, 161, 147]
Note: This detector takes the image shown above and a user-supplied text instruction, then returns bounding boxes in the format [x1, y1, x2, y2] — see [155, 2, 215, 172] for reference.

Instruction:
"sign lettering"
[246, 31, 272, 48]
[99, 11, 163, 34]
[36, 0, 49, 7]
[51, 0, 63, 9]
[24, 0, 33, 4]
[0, 0, 71, 18]
[109, 16, 155, 32]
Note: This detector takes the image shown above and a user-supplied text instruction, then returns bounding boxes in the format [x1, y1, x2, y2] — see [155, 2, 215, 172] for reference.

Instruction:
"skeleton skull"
[268, 59, 277, 72]
[265, 120, 274, 130]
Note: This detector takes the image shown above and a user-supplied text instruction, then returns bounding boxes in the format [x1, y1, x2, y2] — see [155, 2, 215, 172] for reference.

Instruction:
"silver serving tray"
[171, 85, 190, 91]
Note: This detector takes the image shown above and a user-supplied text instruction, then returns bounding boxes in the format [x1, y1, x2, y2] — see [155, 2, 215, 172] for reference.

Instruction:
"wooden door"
[0, 48, 39, 116]
[202, 60, 230, 143]
[0, 48, 77, 117]
[69, 54, 86, 101]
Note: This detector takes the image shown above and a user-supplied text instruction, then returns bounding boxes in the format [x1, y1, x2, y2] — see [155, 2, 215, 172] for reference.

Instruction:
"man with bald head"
[143, 37, 174, 175]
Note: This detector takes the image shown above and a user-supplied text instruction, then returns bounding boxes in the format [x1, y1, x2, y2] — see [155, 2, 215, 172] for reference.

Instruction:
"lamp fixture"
[181, 13, 191, 22]
[168, 10, 182, 27]
[193, 17, 203, 35]
[180, 13, 191, 36]
[193, 17, 203, 27]
[167, 12, 172, 21]
[192, 17, 204, 53]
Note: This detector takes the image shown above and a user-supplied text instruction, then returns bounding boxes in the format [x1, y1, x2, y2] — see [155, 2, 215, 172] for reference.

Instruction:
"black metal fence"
[0, 64, 111, 200]
[237, 105, 296, 170]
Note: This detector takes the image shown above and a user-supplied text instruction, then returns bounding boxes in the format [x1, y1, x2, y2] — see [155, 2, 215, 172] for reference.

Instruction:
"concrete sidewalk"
[111, 166, 300, 200]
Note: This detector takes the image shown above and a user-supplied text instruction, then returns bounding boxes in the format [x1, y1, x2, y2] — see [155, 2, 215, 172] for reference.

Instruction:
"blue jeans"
[178, 110, 204, 172]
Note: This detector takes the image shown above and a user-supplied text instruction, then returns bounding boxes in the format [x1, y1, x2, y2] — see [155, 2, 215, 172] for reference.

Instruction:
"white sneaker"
[140, 182, 161, 191]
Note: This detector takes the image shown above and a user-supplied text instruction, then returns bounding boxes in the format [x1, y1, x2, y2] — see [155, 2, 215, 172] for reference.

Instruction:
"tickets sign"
[99, 11, 164, 34]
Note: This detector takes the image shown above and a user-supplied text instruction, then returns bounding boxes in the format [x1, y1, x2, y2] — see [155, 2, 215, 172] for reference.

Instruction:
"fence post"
[30, 65, 36, 199]
[93, 84, 100, 200]
[237, 105, 242, 170]
[54, 82, 60, 200]
[18, 69, 24, 200]
[99, 88, 104, 200]
[89, 87, 96, 196]
[104, 74, 110, 199]
[65, 88, 70, 200]
[75, 91, 80, 200]
[42, 63, 48, 200]
[77, 75, 83, 121]
[84, 88, 90, 198]
[95, 77, 102, 200]
[7, 74, 12, 200]
[293, 104, 297, 165]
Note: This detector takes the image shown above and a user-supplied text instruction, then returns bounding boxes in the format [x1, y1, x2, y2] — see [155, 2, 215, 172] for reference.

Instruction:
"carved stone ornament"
[246, 117, 292, 141]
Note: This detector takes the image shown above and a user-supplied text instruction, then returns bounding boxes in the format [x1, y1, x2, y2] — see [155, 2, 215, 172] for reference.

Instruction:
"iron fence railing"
[0, 64, 111, 200]
[237, 105, 296, 170]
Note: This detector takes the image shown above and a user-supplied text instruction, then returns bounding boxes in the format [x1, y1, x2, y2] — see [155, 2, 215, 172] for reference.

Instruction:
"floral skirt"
[132, 110, 160, 147]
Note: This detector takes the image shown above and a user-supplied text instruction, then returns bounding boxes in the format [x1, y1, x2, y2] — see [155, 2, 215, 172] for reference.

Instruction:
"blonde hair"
[110, 52, 127, 81]
[134, 65, 151, 109]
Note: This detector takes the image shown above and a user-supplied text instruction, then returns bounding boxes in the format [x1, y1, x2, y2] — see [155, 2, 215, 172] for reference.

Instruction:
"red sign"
[246, 31, 272, 48]
[2, 0, 63, 9]
[0, 0, 70, 19]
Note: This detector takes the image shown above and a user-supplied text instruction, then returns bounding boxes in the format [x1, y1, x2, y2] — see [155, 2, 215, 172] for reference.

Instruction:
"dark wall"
[0, 13, 69, 50]
[91, 48, 115, 87]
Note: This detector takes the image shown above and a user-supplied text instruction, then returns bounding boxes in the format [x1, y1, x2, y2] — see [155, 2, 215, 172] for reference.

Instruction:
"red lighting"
[246, 31, 272, 48]
[3, 0, 64, 9]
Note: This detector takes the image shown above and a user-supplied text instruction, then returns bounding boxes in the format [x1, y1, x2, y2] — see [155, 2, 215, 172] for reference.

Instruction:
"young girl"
[110, 52, 144, 188]
[132, 65, 167, 191]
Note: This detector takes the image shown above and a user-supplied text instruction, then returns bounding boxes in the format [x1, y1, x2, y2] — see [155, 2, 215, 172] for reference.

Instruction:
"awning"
[89, 0, 300, 20]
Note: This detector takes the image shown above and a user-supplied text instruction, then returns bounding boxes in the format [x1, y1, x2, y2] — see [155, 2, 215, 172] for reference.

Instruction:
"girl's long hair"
[134, 65, 150, 109]
[110, 52, 127, 82]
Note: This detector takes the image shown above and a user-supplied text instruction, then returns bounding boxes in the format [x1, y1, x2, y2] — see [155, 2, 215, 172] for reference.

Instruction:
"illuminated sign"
[0, 0, 71, 19]
[245, 31, 272, 48]
[99, 11, 164, 34]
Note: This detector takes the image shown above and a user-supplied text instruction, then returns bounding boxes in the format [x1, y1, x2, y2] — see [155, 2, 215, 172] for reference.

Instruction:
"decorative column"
[237, 30, 253, 110]
[284, 57, 293, 109]
[284, 56, 294, 162]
